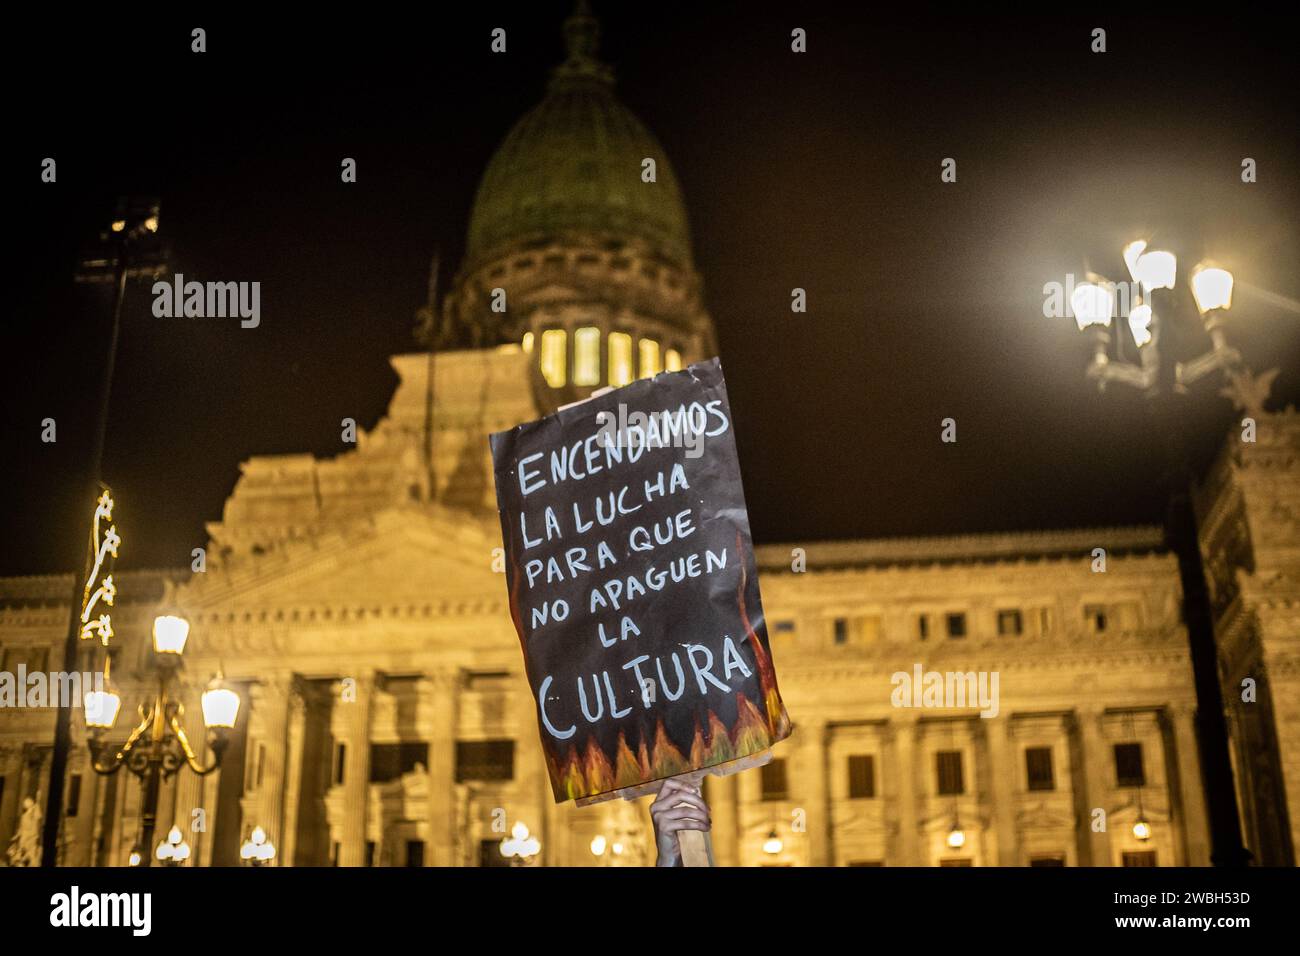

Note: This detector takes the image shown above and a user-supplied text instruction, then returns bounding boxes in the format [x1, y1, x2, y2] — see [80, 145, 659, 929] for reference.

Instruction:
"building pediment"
[174, 506, 505, 613]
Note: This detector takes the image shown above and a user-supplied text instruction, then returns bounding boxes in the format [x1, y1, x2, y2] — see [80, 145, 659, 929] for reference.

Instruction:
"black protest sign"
[490, 358, 791, 802]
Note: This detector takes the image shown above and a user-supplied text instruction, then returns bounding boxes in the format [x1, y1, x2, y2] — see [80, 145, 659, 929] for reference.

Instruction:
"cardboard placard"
[490, 358, 792, 802]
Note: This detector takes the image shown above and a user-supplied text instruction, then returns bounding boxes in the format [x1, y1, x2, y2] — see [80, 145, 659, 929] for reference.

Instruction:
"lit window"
[521, 331, 534, 353]
[639, 338, 660, 378]
[665, 348, 682, 372]
[608, 332, 633, 386]
[574, 327, 601, 385]
[540, 329, 567, 388]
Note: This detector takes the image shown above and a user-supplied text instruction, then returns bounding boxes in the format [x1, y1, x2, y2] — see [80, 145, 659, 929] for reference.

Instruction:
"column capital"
[420, 668, 464, 692]
[249, 673, 295, 705]
[1167, 700, 1198, 721]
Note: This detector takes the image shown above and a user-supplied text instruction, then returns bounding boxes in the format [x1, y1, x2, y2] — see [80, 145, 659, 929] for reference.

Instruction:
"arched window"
[521, 331, 534, 353]
[608, 332, 633, 387]
[639, 338, 660, 378]
[539, 329, 567, 388]
[574, 327, 601, 386]
[664, 348, 683, 372]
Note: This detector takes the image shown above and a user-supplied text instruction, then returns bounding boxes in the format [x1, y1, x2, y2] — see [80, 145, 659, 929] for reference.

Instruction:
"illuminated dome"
[465, 4, 693, 270]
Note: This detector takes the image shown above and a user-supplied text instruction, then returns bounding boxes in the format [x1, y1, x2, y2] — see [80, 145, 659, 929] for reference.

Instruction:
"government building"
[2, 5, 1297, 867]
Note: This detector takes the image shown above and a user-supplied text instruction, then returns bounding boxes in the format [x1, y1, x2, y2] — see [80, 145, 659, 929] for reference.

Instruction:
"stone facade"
[0, 395, 1235, 866]
[1, 6, 1292, 869]
[1195, 411, 1300, 865]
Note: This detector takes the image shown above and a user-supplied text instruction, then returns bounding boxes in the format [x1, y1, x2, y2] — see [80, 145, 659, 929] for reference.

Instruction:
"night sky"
[6, 6, 1298, 577]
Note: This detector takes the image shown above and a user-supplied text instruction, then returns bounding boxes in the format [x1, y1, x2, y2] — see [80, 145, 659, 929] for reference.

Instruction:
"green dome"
[465, 7, 693, 269]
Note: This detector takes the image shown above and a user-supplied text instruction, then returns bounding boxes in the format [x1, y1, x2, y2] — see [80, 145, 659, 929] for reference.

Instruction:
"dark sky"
[6, 6, 1298, 576]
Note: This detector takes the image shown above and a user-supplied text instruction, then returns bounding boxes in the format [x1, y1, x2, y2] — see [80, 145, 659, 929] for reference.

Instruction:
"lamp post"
[1065, 240, 1270, 867]
[84, 613, 241, 867]
[42, 199, 169, 867]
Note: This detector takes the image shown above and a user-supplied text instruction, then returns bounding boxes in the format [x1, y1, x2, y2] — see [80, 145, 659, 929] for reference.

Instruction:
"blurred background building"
[2, 5, 1297, 867]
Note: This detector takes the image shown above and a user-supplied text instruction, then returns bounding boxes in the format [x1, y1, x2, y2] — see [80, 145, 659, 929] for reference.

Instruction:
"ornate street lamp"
[499, 821, 541, 866]
[42, 201, 171, 867]
[156, 826, 192, 866]
[762, 829, 783, 856]
[85, 614, 240, 867]
[1062, 238, 1268, 867]
[240, 826, 277, 866]
[946, 820, 967, 850]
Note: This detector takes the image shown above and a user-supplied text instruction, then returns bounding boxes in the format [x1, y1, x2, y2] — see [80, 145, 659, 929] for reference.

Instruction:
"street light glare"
[84, 689, 122, 729]
[1191, 265, 1234, 313]
[1071, 282, 1114, 330]
[1128, 303, 1154, 348]
[1122, 240, 1147, 283]
[201, 683, 241, 729]
[1134, 250, 1177, 292]
[152, 614, 190, 655]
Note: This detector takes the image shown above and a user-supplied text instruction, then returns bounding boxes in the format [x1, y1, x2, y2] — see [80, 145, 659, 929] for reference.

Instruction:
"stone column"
[250, 674, 292, 857]
[800, 718, 831, 866]
[1168, 704, 1211, 866]
[1075, 708, 1113, 866]
[891, 716, 920, 865]
[339, 672, 374, 867]
[984, 717, 1019, 865]
[0, 744, 23, 852]
[707, 772, 739, 866]
[425, 669, 461, 866]
[540, 739, 562, 866]
[281, 683, 308, 866]
[172, 768, 203, 864]
[119, 767, 143, 863]
[68, 751, 98, 865]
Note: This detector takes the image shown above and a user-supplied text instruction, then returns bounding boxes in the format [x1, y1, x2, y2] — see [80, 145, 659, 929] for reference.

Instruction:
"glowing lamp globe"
[1128, 303, 1154, 348]
[1071, 282, 1115, 331]
[762, 830, 783, 855]
[84, 689, 122, 730]
[1134, 250, 1176, 293]
[1121, 240, 1147, 283]
[201, 682, 241, 730]
[1191, 265, 1233, 314]
[152, 615, 190, 656]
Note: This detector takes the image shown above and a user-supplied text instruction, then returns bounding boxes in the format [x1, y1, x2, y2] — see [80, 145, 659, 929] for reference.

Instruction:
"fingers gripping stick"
[674, 771, 714, 867]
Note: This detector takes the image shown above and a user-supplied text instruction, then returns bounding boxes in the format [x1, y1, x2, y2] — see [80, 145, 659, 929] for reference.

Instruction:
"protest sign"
[490, 357, 792, 802]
